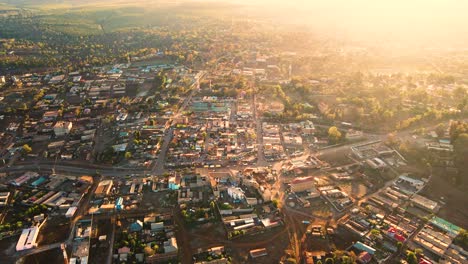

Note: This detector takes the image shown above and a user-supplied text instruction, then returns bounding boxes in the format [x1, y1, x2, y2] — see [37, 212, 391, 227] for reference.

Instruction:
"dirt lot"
[228, 226, 290, 264]
[420, 172, 468, 229]
[187, 222, 227, 250]
[36, 216, 70, 246]
[318, 148, 354, 167]
[0, 235, 18, 263]
[22, 248, 65, 264]
[331, 225, 361, 250]
[338, 181, 370, 200]
[141, 189, 177, 209]
[88, 218, 113, 264]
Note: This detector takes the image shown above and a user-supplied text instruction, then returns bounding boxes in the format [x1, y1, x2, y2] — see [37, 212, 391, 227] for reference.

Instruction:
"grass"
[0, 3, 17, 11]
[0, 0, 242, 36]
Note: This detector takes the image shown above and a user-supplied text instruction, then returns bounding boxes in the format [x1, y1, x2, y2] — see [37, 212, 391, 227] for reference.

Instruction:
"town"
[0, 1, 467, 264]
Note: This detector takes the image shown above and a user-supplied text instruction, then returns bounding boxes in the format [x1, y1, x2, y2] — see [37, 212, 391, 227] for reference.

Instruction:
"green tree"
[341, 256, 353, 264]
[407, 251, 418, 264]
[370, 229, 381, 237]
[125, 151, 132, 159]
[325, 258, 334, 264]
[397, 241, 403, 251]
[455, 229, 468, 248]
[153, 244, 159, 252]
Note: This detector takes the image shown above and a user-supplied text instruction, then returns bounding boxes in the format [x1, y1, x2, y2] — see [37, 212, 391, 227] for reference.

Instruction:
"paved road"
[152, 127, 174, 175]
[151, 71, 204, 175]
[253, 93, 268, 167]
[1, 163, 146, 176]
[106, 216, 116, 264]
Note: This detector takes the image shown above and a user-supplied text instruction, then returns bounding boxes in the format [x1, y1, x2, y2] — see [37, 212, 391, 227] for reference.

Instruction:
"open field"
[22, 248, 64, 264]
[0, 0, 243, 35]
[420, 171, 468, 229]
[36, 217, 70, 246]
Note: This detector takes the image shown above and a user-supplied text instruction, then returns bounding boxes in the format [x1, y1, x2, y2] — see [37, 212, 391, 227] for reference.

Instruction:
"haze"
[215, 0, 468, 48]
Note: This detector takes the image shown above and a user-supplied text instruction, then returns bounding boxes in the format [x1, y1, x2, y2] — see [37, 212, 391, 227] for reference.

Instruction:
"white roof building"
[16, 226, 40, 251]
[227, 187, 245, 200]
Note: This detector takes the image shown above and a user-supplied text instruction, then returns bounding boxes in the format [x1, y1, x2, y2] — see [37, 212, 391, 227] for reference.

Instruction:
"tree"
[286, 258, 297, 264]
[406, 251, 418, 264]
[125, 151, 132, 159]
[325, 258, 334, 264]
[370, 229, 380, 236]
[385, 132, 400, 147]
[341, 256, 353, 264]
[272, 199, 279, 208]
[328, 126, 342, 144]
[23, 144, 32, 153]
[143, 246, 154, 256]
[435, 123, 445, 138]
[455, 229, 468, 249]
[453, 86, 467, 99]
[397, 241, 403, 251]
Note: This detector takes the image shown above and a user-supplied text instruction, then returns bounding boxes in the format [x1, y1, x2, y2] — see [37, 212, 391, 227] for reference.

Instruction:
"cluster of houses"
[114, 214, 178, 263]
[336, 172, 467, 263]
[0, 60, 203, 169]
[6, 171, 92, 216]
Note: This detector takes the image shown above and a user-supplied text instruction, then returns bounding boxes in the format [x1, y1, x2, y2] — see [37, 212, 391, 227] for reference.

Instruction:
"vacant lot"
[420, 172, 468, 229]
[23, 248, 65, 264]
[36, 216, 70, 246]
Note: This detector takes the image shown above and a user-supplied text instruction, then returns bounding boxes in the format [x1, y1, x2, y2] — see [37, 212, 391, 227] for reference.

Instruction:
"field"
[420, 171, 468, 229]
[36, 216, 70, 246]
[22, 248, 65, 264]
[0, 0, 242, 35]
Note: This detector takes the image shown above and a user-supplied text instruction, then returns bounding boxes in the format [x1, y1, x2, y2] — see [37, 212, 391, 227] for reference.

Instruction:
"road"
[106, 216, 116, 264]
[1, 162, 147, 176]
[151, 71, 204, 175]
[152, 127, 174, 175]
[253, 93, 268, 167]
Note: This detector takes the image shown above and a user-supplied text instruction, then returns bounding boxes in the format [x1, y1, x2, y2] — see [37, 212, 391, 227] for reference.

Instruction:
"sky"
[222, 0, 468, 47]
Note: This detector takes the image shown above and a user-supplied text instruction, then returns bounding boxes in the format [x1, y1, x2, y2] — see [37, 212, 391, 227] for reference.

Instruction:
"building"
[54, 121, 73, 136]
[129, 220, 143, 232]
[346, 129, 364, 140]
[164, 237, 178, 253]
[353, 242, 376, 255]
[413, 226, 453, 257]
[66, 206, 78, 218]
[151, 222, 164, 231]
[168, 176, 181, 190]
[12, 171, 39, 187]
[0, 76, 5, 84]
[227, 187, 245, 200]
[115, 197, 124, 211]
[290, 176, 316, 193]
[0, 192, 10, 206]
[411, 194, 439, 213]
[95, 180, 113, 197]
[358, 251, 372, 264]
[249, 248, 268, 258]
[16, 226, 40, 251]
[300, 120, 315, 135]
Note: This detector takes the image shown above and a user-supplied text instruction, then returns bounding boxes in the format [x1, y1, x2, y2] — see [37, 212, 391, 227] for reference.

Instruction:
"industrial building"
[16, 226, 40, 251]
